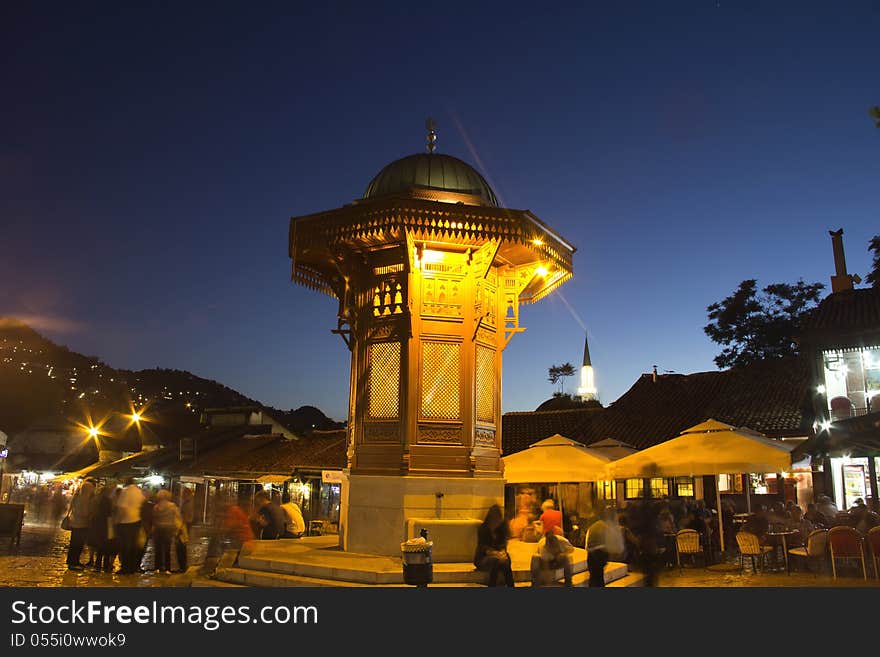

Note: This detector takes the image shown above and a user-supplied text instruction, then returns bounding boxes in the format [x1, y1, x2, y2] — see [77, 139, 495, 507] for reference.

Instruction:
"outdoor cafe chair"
[868, 526, 880, 579]
[735, 530, 773, 574]
[675, 529, 704, 574]
[828, 525, 867, 580]
[787, 529, 828, 575]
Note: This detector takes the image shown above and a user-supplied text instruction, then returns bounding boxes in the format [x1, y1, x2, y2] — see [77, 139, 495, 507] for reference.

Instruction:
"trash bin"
[401, 540, 433, 587]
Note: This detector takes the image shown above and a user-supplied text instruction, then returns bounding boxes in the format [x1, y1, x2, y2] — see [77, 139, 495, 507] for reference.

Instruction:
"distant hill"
[0, 318, 343, 439]
[271, 405, 345, 435]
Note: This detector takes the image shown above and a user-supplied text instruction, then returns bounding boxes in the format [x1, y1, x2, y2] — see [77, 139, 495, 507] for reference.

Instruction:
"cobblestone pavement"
[653, 549, 880, 587]
[0, 521, 219, 587]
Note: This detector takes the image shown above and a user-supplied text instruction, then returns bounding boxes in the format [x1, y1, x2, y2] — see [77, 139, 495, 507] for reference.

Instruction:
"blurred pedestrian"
[628, 500, 663, 587]
[93, 484, 117, 572]
[152, 489, 182, 574]
[474, 504, 514, 587]
[114, 478, 145, 574]
[253, 490, 286, 540]
[65, 480, 95, 571]
[222, 502, 254, 549]
[180, 487, 195, 535]
[530, 530, 574, 586]
[280, 492, 305, 538]
[586, 506, 615, 587]
[539, 499, 564, 537]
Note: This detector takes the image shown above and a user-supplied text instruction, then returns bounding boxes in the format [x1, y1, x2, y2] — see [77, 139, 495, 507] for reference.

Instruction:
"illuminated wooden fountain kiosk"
[290, 151, 574, 558]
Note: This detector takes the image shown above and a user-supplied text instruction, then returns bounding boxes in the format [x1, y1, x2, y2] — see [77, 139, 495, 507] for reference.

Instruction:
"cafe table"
[765, 529, 799, 572]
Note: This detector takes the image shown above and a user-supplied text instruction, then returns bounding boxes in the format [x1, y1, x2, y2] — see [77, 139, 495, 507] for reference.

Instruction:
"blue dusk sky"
[2, 2, 879, 421]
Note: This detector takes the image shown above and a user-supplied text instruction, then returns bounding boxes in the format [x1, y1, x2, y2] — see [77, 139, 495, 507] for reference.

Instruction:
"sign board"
[0, 448, 8, 459]
[322, 470, 343, 484]
[842, 464, 867, 508]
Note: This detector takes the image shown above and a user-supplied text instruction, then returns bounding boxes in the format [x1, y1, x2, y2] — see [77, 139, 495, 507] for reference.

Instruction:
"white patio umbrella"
[502, 434, 617, 484]
[604, 419, 795, 552]
[502, 434, 624, 526]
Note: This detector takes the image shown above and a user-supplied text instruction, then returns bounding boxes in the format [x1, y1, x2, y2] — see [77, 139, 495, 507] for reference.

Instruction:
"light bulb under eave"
[535, 266, 548, 277]
[131, 413, 141, 423]
[88, 427, 99, 438]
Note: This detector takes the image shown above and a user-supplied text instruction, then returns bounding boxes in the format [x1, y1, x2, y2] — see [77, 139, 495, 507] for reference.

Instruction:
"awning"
[791, 412, 880, 459]
[256, 474, 292, 485]
[178, 476, 206, 484]
[502, 434, 614, 484]
[50, 461, 102, 482]
[605, 419, 794, 479]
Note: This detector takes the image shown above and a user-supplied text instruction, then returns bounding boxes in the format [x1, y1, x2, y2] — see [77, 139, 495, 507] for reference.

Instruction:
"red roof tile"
[799, 287, 880, 348]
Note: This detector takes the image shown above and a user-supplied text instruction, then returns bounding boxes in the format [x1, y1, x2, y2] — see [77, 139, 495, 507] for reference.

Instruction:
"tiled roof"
[503, 357, 813, 455]
[502, 408, 603, 455]
[172, 429, 347, 478]
[7, 441, 99, 473]
[88, 424, 274, 480]
[799, 287, 880, 348]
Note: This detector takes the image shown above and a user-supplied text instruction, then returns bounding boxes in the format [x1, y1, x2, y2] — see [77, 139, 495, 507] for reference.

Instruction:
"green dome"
[363, 153, 498, 207]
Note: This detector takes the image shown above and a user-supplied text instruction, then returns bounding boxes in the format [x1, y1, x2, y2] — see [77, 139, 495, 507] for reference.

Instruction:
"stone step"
[210, 563, 640, 588]
[208, 536, 633, 588]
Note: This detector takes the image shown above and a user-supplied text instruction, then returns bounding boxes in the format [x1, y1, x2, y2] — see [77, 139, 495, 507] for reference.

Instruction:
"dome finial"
[425, 117, 437, 153]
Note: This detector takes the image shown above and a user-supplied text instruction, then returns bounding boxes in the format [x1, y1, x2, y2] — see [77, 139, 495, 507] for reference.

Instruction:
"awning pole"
[744, 473, 752, 513]
[715, 475, 725, 556]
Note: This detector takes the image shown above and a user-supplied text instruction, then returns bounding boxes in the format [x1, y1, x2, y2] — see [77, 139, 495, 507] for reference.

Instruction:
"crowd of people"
[475, 490, 880, 587]
[9, 478, 309, 575]
[61, 478, 195, 574]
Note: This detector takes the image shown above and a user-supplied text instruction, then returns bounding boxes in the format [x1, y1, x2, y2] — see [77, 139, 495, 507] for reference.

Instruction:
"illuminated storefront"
[819, 346, 880, 419]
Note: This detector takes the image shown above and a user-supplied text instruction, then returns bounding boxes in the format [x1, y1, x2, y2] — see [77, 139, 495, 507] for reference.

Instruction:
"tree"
[870, 106, 880, 129]
[548, 362, 576, 396]
[704, 278, 824, 369]
[867, 235, 880, 287]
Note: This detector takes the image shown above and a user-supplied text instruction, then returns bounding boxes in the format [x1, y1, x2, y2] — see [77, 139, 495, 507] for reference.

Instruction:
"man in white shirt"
[115, 479, 145, 573]
[280, 492, 305, 538]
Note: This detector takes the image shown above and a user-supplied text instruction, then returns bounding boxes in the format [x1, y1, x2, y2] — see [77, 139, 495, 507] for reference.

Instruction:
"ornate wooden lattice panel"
[421, 342, 460, 420]
[373, 278, 405, 316]
[475, 345, 495, 423]
[421, 276, 463, 317]
[368, 341, 400, 419]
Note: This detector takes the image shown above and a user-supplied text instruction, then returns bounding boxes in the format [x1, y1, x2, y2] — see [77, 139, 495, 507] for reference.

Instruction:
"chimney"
[829, 229, 856, 293]
[652, 365, 658, 383]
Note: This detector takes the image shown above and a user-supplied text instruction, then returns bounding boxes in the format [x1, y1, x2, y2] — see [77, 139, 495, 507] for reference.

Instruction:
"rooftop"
[503, 357, 813, 455]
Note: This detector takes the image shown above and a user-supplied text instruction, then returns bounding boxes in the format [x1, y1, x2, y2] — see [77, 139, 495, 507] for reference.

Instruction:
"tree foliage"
[548, 362, 576, 395]
[867, 235, 880, 287]
[704, 278, 824, 369]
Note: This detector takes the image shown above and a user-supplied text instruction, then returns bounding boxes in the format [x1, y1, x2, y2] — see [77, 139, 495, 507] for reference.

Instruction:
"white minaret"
[576, 332, 597, 401]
